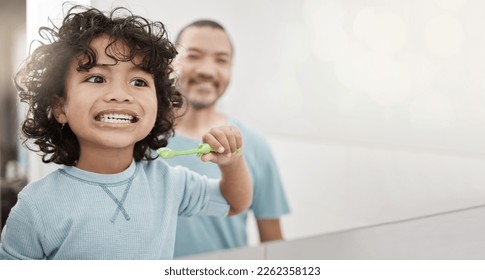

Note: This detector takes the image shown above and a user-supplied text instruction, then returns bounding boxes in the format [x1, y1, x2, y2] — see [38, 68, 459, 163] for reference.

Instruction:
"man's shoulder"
[228, 117, 276, 159]
[228, 117, 267, 143]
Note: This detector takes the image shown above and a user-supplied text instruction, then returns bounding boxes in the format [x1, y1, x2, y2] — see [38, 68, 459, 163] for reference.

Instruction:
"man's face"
[174, 26, 233, 110]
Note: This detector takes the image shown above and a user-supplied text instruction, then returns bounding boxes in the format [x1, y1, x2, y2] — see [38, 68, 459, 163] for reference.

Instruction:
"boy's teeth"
[96, 113, 135, 123]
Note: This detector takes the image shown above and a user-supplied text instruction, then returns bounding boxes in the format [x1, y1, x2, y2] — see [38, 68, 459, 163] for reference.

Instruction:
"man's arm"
[257, 218, 284, 242]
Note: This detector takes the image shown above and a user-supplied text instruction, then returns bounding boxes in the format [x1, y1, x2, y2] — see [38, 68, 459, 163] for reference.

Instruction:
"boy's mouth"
[94, 113, 139, 124]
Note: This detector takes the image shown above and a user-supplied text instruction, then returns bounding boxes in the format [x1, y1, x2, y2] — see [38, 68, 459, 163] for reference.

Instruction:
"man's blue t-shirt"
[166, 118, 290, 257]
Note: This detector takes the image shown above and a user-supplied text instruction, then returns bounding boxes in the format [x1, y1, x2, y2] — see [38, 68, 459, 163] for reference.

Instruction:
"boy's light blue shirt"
[0, 159, 228, 260]
[167, 118, 290, 257]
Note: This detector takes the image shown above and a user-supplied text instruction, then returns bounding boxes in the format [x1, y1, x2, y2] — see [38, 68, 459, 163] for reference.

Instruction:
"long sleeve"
[176, 167, 229, 217]
[0, 192, 46, 259]
[0, 159, 231, 260]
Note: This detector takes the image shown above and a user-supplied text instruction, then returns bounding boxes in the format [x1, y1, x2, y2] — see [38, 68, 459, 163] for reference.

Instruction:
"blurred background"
[2, 0, 485, 248]
[0, 0, 26, 229]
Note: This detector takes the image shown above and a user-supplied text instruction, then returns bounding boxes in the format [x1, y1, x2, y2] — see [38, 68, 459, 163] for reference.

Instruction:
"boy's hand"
[202, 125, 252, 216]
[200, 126, 243, 165]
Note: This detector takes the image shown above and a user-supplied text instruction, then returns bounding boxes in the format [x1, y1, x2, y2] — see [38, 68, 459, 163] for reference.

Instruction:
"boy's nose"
[104, 83, 134, 102]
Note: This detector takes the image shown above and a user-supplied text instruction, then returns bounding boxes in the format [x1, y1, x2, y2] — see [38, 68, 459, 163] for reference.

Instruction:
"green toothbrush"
[157, 143, 241, 159]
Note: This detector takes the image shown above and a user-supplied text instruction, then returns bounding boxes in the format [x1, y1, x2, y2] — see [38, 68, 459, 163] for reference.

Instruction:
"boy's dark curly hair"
[15, 4, 183, 165]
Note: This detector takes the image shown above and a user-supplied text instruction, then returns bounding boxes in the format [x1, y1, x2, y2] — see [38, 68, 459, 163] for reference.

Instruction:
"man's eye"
[187, 54, 200, 60]
[86, 76, 105, 83]
[130, 79, 147, 87]
[217, 58, 229, 64]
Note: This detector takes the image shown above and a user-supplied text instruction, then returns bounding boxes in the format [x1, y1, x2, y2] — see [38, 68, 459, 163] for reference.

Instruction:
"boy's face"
[58, 35, 157, 155]
[173, 26, 232, 110]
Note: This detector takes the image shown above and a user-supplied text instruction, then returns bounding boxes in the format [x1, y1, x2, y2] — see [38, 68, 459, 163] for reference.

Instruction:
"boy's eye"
[130, 79, 147, 87]
[86, 76, 105, 83]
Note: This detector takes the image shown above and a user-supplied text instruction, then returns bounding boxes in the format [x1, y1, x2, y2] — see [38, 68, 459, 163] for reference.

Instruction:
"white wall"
[25, 0, 485, 243]
[268, 135, 485, 240]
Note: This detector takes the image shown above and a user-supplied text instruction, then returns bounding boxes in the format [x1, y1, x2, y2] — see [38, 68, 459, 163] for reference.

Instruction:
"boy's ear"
[52, 96, 68, 124]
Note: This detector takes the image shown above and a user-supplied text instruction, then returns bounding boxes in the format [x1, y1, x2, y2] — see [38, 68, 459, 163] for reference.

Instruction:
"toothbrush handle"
[159, 144, 242, 158]
[173, 148, 201, 156]
[196, 143, 241, 157]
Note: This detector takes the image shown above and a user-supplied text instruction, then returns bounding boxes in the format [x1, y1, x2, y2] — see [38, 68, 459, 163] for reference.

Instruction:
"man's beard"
[189, 99, 218, 110]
